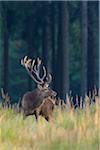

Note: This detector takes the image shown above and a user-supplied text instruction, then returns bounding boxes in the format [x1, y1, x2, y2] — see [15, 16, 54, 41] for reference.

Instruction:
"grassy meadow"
[0, 96, 100, 150]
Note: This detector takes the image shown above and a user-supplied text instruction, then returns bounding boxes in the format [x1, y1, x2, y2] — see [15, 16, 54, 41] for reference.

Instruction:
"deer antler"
[45, 73, 52, 84]
[21, 56, 52, 85]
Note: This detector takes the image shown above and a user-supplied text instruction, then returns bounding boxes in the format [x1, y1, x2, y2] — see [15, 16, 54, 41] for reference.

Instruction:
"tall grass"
[0, 97, 100, 150]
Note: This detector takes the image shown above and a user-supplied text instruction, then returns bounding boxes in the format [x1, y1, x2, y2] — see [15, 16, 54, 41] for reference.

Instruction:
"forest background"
[0, 1, 99, 102]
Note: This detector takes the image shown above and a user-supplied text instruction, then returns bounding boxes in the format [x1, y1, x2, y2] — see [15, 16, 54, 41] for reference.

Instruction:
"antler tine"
[26, 59, 32, 68]
[21, 59, 23, 66]
[21, 56, 52, 85]
[41, 66, 46, 80]
[25, 65, 43, 85]
[31, 59, 35, 71]
[46, 73, 52, 84]
[23, 56, 28, 66]
[21, 58, 24, 66]
[31, 59, 41, 76]
[24, 56, 28, 62]
[21, 56, 28, 67]
[37, 57, 41, 70]
[31, 58, 46, 84]
[33, 58, 41, 73]
[21, 56, 44, 84]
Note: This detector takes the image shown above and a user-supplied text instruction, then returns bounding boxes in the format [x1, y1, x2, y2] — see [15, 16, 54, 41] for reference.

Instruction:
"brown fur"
[20, 88, 56, 121]
[39, 98, 55, 121]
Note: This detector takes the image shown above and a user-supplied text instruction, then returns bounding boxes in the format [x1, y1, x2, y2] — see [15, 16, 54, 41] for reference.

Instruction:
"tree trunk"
[1, 3, 9, 92]
[87, 2, 99, 92]
[98, 2, 100, 96]
[57, 2, 69, 99]
[0, 2, 2, 88]
[81, 1, 88, 97]
[51, 2, 57, 89]
[27, 38, 34, 91]
[42, 3, 52, 72]
[27, 11, 35, 90]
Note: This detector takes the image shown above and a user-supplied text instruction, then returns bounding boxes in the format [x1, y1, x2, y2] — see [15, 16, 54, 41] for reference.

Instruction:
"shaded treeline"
[0, 1, 99, 101]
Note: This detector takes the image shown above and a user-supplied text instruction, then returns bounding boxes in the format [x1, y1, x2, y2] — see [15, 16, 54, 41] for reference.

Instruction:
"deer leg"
[45, 116, 49, 122]
[45, 115, 54, 123]
[34, 111, 38, 122]
[23, 110, 30, 120]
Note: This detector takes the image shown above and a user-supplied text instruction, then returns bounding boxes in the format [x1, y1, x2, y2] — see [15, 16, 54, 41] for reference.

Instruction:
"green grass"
[0, 97, 100, 150]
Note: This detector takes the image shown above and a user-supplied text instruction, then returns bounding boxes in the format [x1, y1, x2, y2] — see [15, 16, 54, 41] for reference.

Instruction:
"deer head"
[21, 56, 56, 98]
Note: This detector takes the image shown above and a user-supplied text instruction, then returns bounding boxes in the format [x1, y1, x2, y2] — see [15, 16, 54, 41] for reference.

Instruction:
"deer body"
[22, 89, 43, 111]
[20, 56, 57, 121]
[21, 88, 56, 116]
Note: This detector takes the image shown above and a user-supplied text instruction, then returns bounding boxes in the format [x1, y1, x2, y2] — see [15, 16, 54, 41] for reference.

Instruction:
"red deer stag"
[20, 56, 57, 121]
